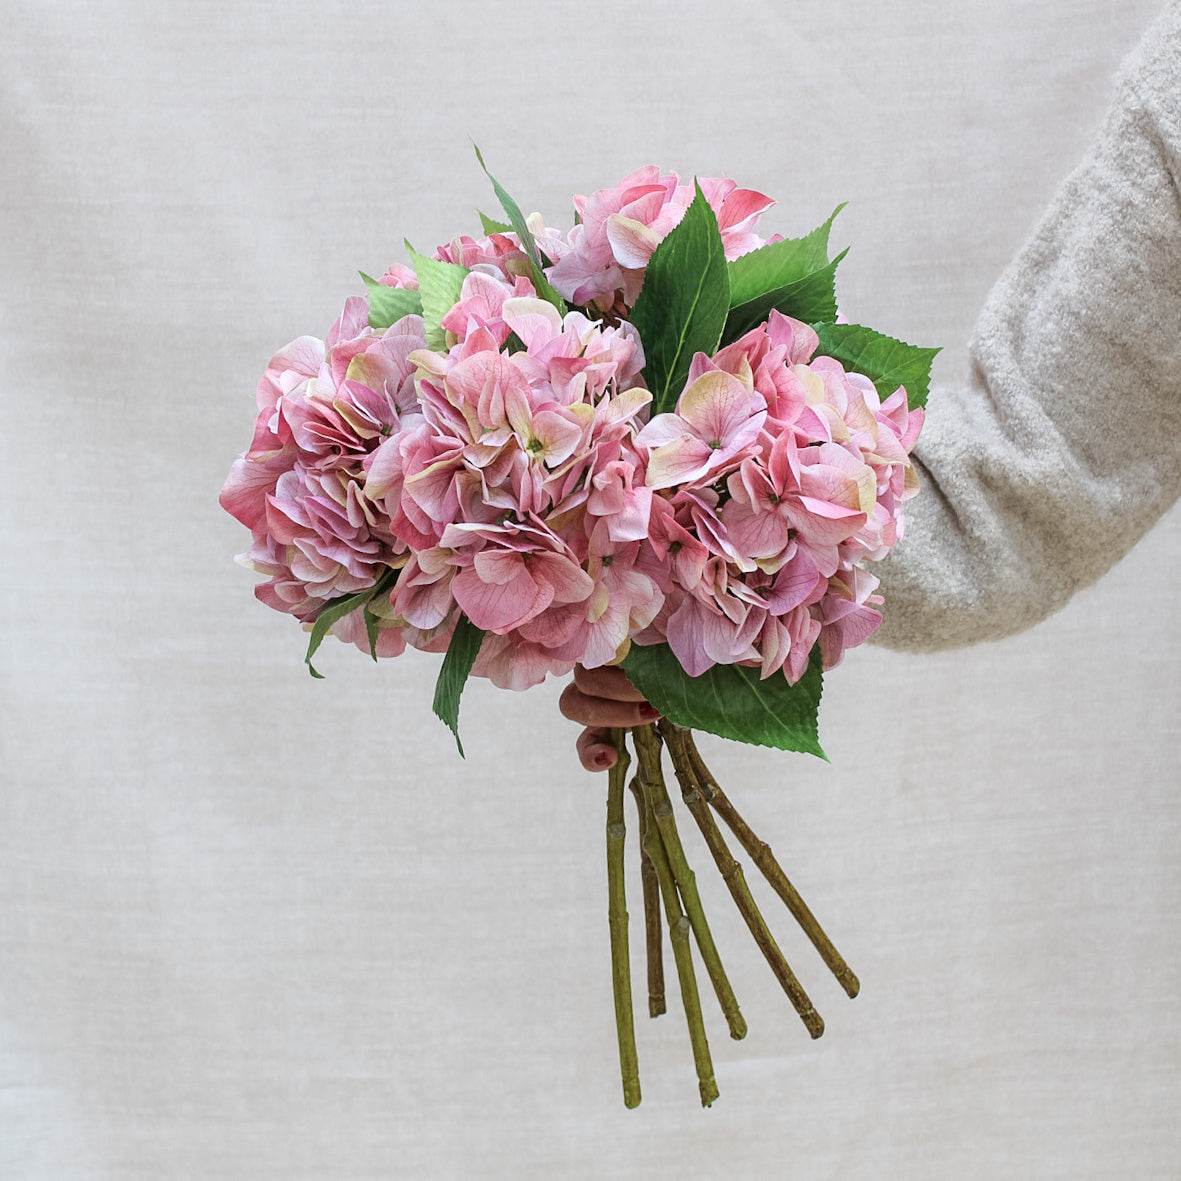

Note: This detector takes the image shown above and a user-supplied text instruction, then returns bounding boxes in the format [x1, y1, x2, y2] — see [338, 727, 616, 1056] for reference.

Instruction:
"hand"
[559, 664, 660, 772]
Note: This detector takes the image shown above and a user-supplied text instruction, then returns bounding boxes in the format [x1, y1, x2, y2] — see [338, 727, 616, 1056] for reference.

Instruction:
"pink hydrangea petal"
[764, 550, 822, 614]
[677, 371, 760, 445]
[700, 604, 749, 666]
[605, 215, 662, 269]
[792, 496, 866, 543]
[454, 563, 551, 633]
[644, 434, 715, 490]
[532, 552, 594, 604]
[724, 498, 793, 560]
[665, 598, 716, 678]
[220, 449, 294, 531]
[501, 296, 563, 349]
[530, 409, 584, 466]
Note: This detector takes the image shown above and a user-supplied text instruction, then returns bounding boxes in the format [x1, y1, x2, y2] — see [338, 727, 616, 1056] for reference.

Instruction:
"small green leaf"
[360, 271, 423, 331]
[472, 145, 567, 316]
[630, 182, 731, 416]
[407, 246, 468, 352]
[812, 323, 940, 410]
[722, 249, 847, 344]
[473, 144, 543, 273]
[528, 268, 570, 317]
[726, 204, 845, 307]
[359, 567, 399, 661]
[305, 568, 399, 676]
[432, 614, 486, 757]
[304, 589, 375, 679]
[363, 602, 382, 661]
[621, 642, 826, 758]
[478, 210, 513, 236]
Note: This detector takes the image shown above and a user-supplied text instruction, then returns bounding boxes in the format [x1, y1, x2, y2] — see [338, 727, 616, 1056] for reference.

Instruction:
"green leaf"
[621, 643, 826, 758]
[630, 182, 731, 416]
[407, 246, 468, 352]
[360, 271, 423, 331]
[362, 602, 382, 661]
[478, 210, 513, 236]
[473, 143, 543, 272]
[304, 589, 376, 679]
[359, 567, 400, 661]
[432, 614, 486, 757]
[812, 323, 940, 410]
[726, 204, 845, 307]
[722, 249, 847, 344]
[472, 145, 567, 316]
[305, 568, 399, 676]
[528, 267, 570, 317]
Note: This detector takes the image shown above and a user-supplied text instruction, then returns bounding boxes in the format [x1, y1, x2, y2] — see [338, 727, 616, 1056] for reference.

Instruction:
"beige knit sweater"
[873, 1, 1181, 651]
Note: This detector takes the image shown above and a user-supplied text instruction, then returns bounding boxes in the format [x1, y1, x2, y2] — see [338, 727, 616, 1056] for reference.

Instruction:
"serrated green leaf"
[630, 183, 730, 416]
[727, 203, 845, 307]
[722, 249, 847, 344]
[432, 614, 486, 757]
[621, 642, 826, 758]
[812, 323, 940, 410]
[472, 145, 567, 316]
[407, 246, 468, 352]
[478, 210, 513, 236]
[360, 271, 424, 331]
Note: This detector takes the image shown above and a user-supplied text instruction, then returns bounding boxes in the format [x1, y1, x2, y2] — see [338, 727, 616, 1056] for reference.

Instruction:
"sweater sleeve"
[871, 0, 1181, 652]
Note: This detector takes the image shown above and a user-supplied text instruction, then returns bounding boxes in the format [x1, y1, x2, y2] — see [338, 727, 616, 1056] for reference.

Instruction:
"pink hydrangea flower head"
[220, 299, 428, 627]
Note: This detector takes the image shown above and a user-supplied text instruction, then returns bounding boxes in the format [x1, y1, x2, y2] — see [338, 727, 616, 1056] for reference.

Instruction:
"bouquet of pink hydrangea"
[222, 154, 935, 1108]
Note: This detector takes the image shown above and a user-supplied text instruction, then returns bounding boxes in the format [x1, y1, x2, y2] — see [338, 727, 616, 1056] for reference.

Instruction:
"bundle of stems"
[604, 720, 859, 1108]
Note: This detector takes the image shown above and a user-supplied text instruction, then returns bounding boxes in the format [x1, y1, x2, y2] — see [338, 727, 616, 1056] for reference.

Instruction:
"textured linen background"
[2, 2, 1178, 1178]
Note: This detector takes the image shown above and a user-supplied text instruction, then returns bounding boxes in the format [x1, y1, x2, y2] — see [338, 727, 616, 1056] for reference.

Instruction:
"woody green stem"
[632, 724, 746, 1043]
[681, 730, 860, 999]
[627, 772, 666, 1018]
[606, 729, 641, 1108]
[659, 721, 825, 1039]
[633, 730, 719, 1107]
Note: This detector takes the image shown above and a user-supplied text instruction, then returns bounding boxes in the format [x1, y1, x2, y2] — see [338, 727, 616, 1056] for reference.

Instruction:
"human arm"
[562, 4, 1181, 764]
[871, 1, 1181, 650]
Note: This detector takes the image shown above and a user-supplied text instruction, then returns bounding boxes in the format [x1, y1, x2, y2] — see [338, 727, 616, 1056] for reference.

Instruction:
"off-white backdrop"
[2, 2, 1178, 1178]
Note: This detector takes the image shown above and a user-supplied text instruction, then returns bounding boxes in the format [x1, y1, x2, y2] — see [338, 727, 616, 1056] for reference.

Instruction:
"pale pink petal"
[644, 435, 715, 490]
[665, 599, 715, 678]
[763, 549, 822, 613]
[532, 552, 594, 605]
[453, 564, 551, 633]
[473, 547, 526, 586]
[635, 412, 693, 450]
[220, 449, 294, 531]
[326, 296, 370, 349]
[530, 410, 584, 466]
[720, 189, 775, 233]
[791, 496, 867, 544]
[724, 499, 792, 560]
[605, 215, 663, 269]
[700, 604, 749, 666]
[677, 371, 761, 446]
[798, 463, 864, 511]
[502, 297, 563, 349]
